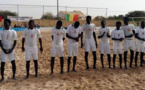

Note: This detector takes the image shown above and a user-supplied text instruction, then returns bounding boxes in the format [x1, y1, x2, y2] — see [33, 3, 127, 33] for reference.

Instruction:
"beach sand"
[0, 31, 145, 90]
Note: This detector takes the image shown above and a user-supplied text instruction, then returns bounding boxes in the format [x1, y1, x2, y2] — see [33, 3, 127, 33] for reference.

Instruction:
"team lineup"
[0, 16, 145, 82]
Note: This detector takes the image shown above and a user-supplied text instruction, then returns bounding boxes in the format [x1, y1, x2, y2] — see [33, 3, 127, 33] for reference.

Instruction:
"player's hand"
[40, 47, 43, 53]
[7, 48, 13, 54]
[74, 37, 79, 42]
[2, 49, 9, 54]
[119, 38, 123, 41]
[22, 47, 25, 52]
[81, 43, 83, 48]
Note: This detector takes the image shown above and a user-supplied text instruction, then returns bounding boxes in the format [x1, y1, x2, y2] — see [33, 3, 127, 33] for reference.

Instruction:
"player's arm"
[98, 32, 105, 39]
[93, 31, 97, 47]
[22, 38, 25, 52]
[125, 34, 133, 38]
[81, 32, 83, 48]
[38, 29, 43, 53]
[0, 40, 8, 54]
[135, 33, 144, 41]
[107, 29, 111, 38]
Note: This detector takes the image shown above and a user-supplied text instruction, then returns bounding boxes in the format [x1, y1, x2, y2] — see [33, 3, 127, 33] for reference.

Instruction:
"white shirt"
[22, 29, 41, 48]
[98, 27, 110, 43]
[0, 29, 17, 49]
[111, 29, 125, 49]
[67, 24, 82, 44]
[121, 24, 135, 39]
[51, 27, 66, 45]
[82, 23, 96, 39]
[136, 27, 145, 44]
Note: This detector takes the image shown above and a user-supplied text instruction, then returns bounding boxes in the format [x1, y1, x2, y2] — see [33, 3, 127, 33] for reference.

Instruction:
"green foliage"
[41, 12, 57, 20]
[0, 10, 17, 19]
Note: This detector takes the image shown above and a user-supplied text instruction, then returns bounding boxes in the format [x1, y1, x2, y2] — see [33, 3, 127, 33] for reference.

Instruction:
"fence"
[0, 4, 108, 19]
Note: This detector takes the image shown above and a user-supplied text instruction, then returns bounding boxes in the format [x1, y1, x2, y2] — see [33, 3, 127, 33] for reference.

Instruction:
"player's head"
[56, 20, 62, 29]
[86, 15, 91, 24]
[74, 21, 80, 29]
[116, 21, 121, 29]
[101, 20, 106, 28]
[141, 21, 145, 28]
[4, 19, 11, 30]
[124, 17, 129, 25]
[29, 20, 35, 29]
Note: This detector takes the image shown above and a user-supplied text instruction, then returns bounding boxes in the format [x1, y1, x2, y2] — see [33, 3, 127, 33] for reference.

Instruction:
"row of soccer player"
[0, 16, 145, 82]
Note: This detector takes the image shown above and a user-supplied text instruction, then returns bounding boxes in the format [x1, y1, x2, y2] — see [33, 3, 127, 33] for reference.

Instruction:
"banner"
[7, 16, 32, 22]
[66, 14, 79, 21]
[0, 16, 2, 22]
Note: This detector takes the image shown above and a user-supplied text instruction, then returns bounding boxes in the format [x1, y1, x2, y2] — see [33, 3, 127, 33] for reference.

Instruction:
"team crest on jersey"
[118, 34, 120, 37]
[57, 33, 59, 36]
[142, 32, 144, 35]
[88, 28, 91, 31]
[31, 34, 33, 38]
[128, 29, 130, 32]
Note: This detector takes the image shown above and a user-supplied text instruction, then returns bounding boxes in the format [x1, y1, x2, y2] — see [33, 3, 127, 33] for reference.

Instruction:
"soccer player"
[0, 19, 17, 81]
[121, 17, 135, 69]
[98, 20, 111, 69]
[81, 16, 97, 69]
[111, 21, 125, 69]
[50, 20, 66, 75]
[22, 20, 43, 78]
[66, 21, 82, 72]
[135, 21, 145, 67]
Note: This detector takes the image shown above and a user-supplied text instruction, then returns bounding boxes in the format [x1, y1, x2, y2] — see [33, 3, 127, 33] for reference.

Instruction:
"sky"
[0, 0, 145, 19]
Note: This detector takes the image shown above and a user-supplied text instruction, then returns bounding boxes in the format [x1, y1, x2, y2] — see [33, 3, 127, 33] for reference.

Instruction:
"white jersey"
[51, 27, 66, 45]
[22, 29, 41, 48]
[136, 27, 145, 44]
[0, 29, 17, 49]
[111, 29, 125, 49]
[82, 23, 96, 39]
[67, 24, 82, 44]
[121, 24, 135, 39]
[98, 27, 110, 43]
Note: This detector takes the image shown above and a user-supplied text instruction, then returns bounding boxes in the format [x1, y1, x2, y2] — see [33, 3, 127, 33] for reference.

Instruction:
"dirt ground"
[0, 30, 145, 90]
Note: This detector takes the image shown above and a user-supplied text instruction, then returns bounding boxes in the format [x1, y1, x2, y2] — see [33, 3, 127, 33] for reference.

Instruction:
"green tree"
[41, 12, 56, 20]
[0, 10, 17, 19]
[126, 11, 145, 17]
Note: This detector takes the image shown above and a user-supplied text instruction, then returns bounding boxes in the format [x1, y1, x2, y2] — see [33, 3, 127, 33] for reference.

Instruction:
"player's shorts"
[25, 47, 38, 61]
[68, 43, 78, 57]
[99, 42, 110, 54]
[124, 39, 134, 51]
[136, 43, 145, 52]
[51, 44, 64, 57]
[84, 39, 96, 52]
[1, 50, 15, 62]
[113, 49, 123, 54]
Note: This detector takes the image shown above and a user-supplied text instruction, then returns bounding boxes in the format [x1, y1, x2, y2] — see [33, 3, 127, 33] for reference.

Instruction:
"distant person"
[0, 19, 17, 81]
[111, 21, 124, 69]
[135, 21, 145, 67]
[1, 25, 3, 28]
[38, 22, 40, 28]
[81, 16, 97, 69]
[21, 24, 24, 28]
[98, 20, 111, 69]
[50, 20, 66, 75]
[14, 24, 17, 28]
[22, 20, 43, 78]
[66, 21, 82, 72]
[121, 17, 135, 69]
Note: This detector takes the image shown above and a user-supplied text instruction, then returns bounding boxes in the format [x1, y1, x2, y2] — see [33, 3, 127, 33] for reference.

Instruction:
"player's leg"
[92, 51, 97, 69]
[107, 54, 111, 68]
[0, 62, 5, 81]
[67, 57, 71, 72]
[135, 52, 139, 67]
[85, 52, 89, 69]
[129, 49, 134, 67]
[11, 60, 16, 79]
[60, 57, 64, 74]
[50, 57, 55, 75]
[33, 60, 38, 77]
[124, 51, 128, 69]
[119, 54, 122, 69]
[25, 61, 30, 78]
[100, 54, 104, 69]
[140, 52, 144, 67]
[72, 56, 77, 71]
[113, 54, 116, 69]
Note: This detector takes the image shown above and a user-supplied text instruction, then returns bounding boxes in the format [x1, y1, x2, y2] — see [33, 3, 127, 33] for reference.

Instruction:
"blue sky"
[0, 0, 145, 18]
